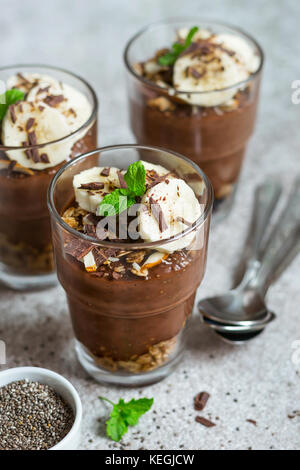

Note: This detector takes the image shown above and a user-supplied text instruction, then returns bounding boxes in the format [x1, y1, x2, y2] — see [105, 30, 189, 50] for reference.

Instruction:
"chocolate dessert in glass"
[48, 145, 213, 386]
[0, 65, 98, 290]
[124, 20, 263, 221]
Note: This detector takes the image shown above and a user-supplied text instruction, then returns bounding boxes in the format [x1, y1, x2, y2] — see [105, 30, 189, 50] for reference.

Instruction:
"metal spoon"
[199, 180, 282, 326]
[198, 178, 300, 341]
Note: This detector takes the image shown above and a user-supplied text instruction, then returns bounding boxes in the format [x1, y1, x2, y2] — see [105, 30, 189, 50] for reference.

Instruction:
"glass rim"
[0, 63, 98, 151]
[123, 17, 264, 96]
[47, 144, 214, 250]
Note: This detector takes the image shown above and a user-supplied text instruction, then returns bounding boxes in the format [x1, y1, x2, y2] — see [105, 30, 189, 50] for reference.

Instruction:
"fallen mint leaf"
[99, 396, 154, 442]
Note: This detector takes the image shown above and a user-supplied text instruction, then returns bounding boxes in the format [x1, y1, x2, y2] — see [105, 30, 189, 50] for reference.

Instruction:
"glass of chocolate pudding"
[0, 65, 98, 290]
[48, 145, 213, 386]
[124, 19, 264, 221]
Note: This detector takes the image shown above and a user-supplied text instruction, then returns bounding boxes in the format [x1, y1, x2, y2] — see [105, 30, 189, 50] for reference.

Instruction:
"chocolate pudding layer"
[125, 22, 263, 209]
[55, 232, 207, 372]
[51, 157, 211, 375]
[0, 69, 97, 276]
[129, 86, 260, 200]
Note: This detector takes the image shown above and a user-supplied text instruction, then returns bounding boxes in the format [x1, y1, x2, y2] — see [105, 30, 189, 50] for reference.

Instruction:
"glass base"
[212, 182, 238, 224]
[0, 263, 57, 291]
[75, 340, 183, 387]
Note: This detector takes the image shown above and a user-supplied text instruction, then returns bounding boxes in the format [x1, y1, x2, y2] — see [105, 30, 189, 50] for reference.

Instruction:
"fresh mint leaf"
[0, 88, 25, 121]
[98, 190, 135, 217]
[99, 396, 154, 442]
[158, 26, 199, 66]
[124, 160, 146, 197]
[98, 161, 146, 216]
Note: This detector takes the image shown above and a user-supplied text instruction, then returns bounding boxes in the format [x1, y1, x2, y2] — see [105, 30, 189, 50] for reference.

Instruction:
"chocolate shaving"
[85, 224, 97, 238]
[186, 66, 205, 79]
[147, 172, 173, 190]
[27, 131, 40, 163]
[195, 416, 216, 428]
[149, 197, 168, 232]
[177, 216, 192, 227]
[37, 86, 50, 94]
[79, 182, 105, 191]
[40, 153, 50, 163]
[92, 247, 108, 268]
[39, 105, 45, 112]
[43, 94, 64, 107]
[65, 238, 93, 260]
[26, 117, 35, 131]
[9, 105, 17, 123]
[194, 392, 210, 411]
[100, 168, 110, 177]
[118, 171, 127, 189]
[17, 72, 30, 83]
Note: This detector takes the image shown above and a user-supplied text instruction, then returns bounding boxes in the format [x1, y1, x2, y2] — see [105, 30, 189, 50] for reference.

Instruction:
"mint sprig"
[158, 26, 199, 66]
[0, 89, 25, 121]
[99, 396, 154, 442]
[98, 161, 146, 216]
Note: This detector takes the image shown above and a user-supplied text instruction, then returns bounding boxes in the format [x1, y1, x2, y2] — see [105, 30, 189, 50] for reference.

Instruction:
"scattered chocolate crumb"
[246, 419, 257, 426]
[39, 105, 45, 112]
[194, 391, 210, 411]
[195, 416, 216, 428]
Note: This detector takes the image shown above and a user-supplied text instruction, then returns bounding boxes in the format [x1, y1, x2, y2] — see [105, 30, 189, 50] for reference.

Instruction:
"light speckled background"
[0, 0, 299, 451]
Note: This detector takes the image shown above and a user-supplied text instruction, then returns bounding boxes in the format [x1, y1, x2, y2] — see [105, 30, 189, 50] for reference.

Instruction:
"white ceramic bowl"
[0, 367, 82, 450]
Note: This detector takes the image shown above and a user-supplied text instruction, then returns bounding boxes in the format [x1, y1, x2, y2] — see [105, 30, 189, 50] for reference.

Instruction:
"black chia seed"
[0, 379, 75, 450]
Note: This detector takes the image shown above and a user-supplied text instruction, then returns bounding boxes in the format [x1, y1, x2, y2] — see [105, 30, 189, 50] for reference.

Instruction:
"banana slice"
[141, 160, 170, 177]
[7, 73, 59, 94]
[27, 82, 92, 132]
[2, 101, 72, 170]
[138, 178, 201, 253]
[73, 166, 123, 213]
[173, 34, 255, 107]
[212, 34, 260, 74]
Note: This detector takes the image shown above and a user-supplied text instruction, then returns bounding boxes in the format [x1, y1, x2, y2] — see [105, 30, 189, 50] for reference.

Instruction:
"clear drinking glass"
[48, 145, 213, 386]
[124, 19, 264, 221]
[0, 65, 98, 290]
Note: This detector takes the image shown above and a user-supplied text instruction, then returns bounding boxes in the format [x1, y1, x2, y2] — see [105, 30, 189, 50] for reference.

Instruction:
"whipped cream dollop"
[2, 73, 92, 170]
[173, 29, 261, 106]
[73, 161, 202, 253]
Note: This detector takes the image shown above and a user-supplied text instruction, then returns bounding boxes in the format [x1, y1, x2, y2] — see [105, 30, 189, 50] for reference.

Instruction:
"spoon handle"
[249, 180, 282, 261]
[252, 178, 300, 294]
[238, 180, 282, 288]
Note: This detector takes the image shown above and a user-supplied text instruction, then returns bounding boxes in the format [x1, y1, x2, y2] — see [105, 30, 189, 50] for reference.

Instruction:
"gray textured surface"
[0, 0, 300, 450]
